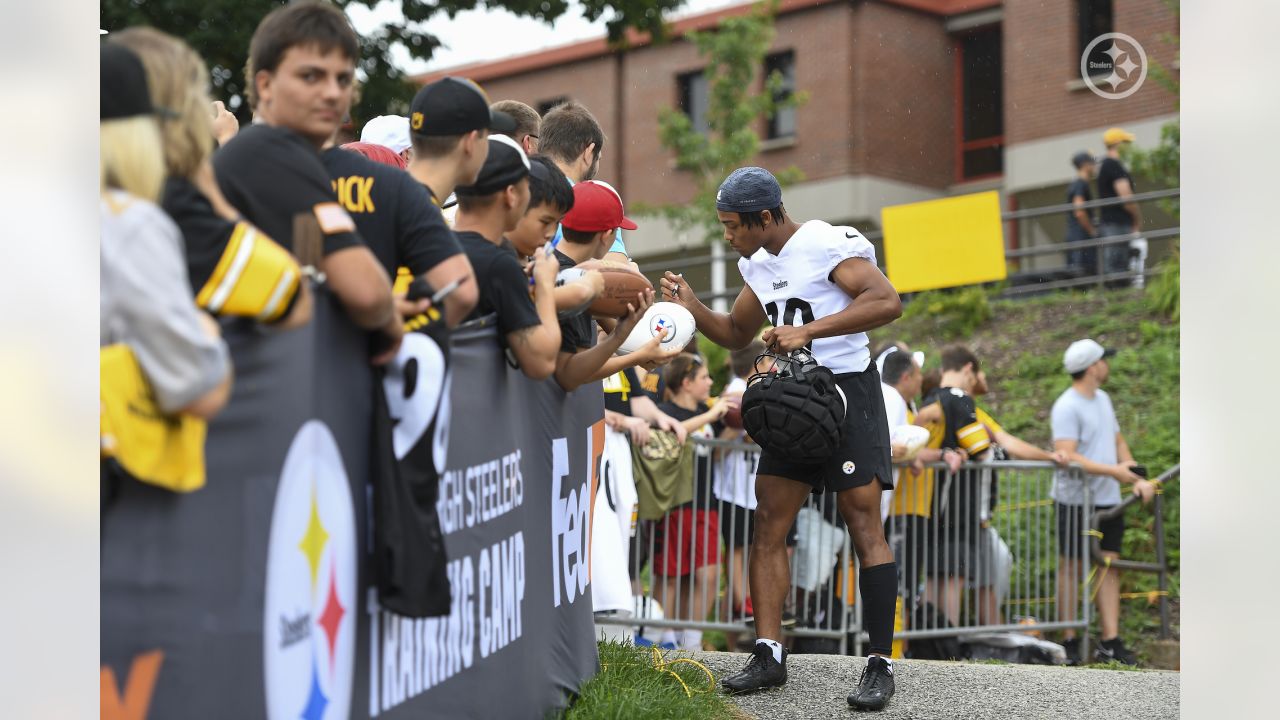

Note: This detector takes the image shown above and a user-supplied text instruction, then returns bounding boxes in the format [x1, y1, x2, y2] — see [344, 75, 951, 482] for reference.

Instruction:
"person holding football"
[660, 166, 903, 711]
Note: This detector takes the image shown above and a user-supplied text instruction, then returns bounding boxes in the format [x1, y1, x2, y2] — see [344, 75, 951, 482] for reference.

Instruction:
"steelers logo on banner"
[263, 421, 357, 720]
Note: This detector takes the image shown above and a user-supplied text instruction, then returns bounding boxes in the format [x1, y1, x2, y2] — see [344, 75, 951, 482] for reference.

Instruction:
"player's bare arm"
[762, 257, 901, 352]
[660, 271, 767, 350]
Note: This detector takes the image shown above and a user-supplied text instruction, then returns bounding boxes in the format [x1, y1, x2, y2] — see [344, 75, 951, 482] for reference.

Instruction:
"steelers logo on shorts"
[842, 461, 855, 475]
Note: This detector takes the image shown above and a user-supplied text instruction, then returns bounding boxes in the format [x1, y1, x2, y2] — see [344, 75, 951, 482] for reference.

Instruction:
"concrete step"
[692, 650, 1179, 719]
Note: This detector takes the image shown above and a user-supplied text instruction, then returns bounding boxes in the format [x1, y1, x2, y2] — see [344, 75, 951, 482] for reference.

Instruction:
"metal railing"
[1090, 464, 1180, 641]
[597, 436, 1174, 659]
[636, 189, 1180, 303]
[877, 459, 1092, 659]
[594, 435, 853, 652]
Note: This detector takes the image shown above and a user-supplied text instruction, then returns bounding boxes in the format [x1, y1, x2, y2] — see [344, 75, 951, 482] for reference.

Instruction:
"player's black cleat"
[721, 644, 787, 694]
[848, 655, 895, 711]
[1094, 638, 1138, 666]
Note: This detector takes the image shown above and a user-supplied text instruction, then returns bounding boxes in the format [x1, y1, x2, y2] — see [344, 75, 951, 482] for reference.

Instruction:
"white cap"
[360, 115, 411, 155]
[1063, 339, 1115, 374]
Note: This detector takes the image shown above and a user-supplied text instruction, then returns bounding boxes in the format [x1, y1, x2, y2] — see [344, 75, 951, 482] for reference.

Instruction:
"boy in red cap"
[550, 181, 675, 391]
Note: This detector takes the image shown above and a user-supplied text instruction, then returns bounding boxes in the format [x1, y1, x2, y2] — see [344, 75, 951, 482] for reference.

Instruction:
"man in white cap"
[361, 114, 413, 164]
[1050, 338, 1156, 665]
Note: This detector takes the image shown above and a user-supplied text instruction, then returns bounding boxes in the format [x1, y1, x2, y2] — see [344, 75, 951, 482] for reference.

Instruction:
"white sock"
[679, 629, 703, 650]
[660, 630, 677, 646]
[756, 638, 783, 664]
[871, 653, 894, 672]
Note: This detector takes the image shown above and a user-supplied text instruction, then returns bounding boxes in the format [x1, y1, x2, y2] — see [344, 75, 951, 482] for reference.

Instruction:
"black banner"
[101, 290, 602, 720]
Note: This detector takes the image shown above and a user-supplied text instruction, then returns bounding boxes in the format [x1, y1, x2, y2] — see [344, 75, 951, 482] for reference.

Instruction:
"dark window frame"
[1076, 0, 1115, 72]
[677, 69, 710, 135]
[764, 50, 797, 141]
[953, 26, 1004, 182]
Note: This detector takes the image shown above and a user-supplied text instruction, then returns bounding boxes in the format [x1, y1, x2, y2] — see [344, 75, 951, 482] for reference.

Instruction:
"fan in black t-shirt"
[215, 124, 363, 257]
[554, 248, 596, 354]
[322, 146, 476, 327]
[1064, 151, 1098, 274]
[452, 135, 563, 380]
[322, 147, 463, 280]
[458, 231, 543, 336]
[1096, 157, 1137, 227]
[213, 123, 397, 343]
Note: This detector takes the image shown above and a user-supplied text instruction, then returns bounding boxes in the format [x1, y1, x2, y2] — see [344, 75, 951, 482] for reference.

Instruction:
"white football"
[616, 302, 696, 355]
[891, 424, 931, 462]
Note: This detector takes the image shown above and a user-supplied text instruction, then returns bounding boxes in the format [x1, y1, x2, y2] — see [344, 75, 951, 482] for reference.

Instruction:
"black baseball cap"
[101, 44, 156, 120]
[410, 77, 516, 137]
[1071, 151, 1095, 169]
[454, 135, 531, 196]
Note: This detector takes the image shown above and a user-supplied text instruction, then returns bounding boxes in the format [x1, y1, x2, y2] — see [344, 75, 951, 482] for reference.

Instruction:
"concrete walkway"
[693, 651, 1179, 719]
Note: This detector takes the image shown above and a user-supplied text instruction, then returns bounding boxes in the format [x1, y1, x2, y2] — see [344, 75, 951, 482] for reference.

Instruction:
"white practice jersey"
[738, 219, 878, 374]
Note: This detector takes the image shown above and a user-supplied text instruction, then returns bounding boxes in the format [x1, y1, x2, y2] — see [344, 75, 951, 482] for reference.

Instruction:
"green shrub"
[900, 285, 994, 339]
[1145, 248, 1180, 321]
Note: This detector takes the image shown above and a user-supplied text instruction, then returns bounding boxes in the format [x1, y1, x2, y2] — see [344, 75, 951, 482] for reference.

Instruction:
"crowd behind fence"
[595, 437, 1117, 659]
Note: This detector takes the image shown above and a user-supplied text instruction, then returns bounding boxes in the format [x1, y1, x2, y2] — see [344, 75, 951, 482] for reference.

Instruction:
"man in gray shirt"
[1050, 339, 1156, 665]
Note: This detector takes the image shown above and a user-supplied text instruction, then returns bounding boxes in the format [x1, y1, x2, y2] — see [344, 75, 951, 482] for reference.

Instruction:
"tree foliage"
[101, 0, 689, 125]
[641, 0, 807, 244]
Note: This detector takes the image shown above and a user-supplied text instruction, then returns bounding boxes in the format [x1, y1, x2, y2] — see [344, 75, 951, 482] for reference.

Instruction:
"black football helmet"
[740, 348, 847, 463]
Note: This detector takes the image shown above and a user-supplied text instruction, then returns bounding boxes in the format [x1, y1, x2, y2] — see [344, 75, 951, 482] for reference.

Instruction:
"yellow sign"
[881, 190, 1006, 293]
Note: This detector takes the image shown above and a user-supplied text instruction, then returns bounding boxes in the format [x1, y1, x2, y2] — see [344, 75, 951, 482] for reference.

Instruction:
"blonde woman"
[101, 43, 231, 421]
[109, 27, 310, 328]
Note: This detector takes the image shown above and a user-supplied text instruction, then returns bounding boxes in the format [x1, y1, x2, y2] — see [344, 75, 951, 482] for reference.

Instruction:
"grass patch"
[557, 639, 739, 720]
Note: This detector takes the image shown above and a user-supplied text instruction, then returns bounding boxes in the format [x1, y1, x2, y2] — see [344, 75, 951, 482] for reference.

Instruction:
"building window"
[537, 96, 569, 116]
[1077, 0, 1114, 72]
[956, 27, 1003, 181]
[678, 70, 710, 134]
[764, 51, 796, 140]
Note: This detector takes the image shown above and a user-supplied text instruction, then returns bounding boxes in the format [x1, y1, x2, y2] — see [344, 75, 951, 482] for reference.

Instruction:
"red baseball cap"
[562, 181, 638, 233]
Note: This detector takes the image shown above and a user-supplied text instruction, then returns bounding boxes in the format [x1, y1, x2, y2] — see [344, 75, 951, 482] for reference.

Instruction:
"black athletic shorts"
[754, 364, 894, 496]
[1057, 503, 1123, 558]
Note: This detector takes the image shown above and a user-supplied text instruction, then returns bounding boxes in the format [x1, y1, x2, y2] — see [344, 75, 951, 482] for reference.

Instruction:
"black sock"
[860, 562, 898, 656]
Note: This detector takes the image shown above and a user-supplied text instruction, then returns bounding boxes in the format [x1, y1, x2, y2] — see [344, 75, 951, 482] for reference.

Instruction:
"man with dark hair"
[406, 77, 514, 208]
[909, 345, 990, 630]
[453, 135, 561, 380]
[1052, 339, 1155, 664]
[507, 156, 574, 259]
[662, 166, 903, 710]
[216, 0, 397, 358]
[539, 100, 630, 263]
[492, 99, 541, 155]
[1066, 151, 1098, 275]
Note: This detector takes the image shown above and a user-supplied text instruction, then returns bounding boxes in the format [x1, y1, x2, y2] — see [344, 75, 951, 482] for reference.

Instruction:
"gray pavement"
[692, 651, 1179, 719]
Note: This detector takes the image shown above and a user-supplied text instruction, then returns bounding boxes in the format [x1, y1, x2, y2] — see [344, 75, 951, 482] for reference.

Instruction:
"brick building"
[413, 0, 1178, 277]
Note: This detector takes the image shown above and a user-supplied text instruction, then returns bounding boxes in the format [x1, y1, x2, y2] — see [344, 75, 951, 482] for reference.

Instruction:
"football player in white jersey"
[661, 167, 903, 711]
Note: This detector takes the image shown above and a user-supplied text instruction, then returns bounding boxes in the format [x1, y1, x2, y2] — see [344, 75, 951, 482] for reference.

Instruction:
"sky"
[346, 0, 744, 76]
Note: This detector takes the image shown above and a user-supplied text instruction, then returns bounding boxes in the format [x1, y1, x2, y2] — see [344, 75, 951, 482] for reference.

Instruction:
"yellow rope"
[993, 499, 1055, 512]
[1087, 555, 1112, 602]
[648, 645, 716, 697]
